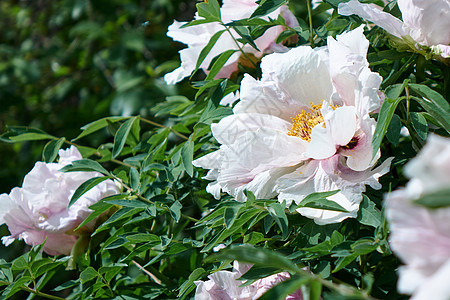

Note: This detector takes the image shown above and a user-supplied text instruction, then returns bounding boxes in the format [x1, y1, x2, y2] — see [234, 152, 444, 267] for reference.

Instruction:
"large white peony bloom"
[386, 134, 450, 299]
[194, 26, 391, 225]
[338, 0, 450, 58]
[164, 0, 299, 85]
[0, 146, 120, 255]
[194, 261, 303, 299]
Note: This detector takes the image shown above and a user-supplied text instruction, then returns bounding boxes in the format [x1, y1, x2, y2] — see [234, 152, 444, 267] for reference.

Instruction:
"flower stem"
[139, 116, 189, 140]
[221, 23, 259, 72]
[306, 0, 315, 48]
[0, 281, 66, 300]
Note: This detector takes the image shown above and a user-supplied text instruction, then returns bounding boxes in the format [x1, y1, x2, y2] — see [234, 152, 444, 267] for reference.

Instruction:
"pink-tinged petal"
[0, 194, 16, 225]
[338, 0, 410, 39]
[1, 146, 120, 255]
[259, 46, 333, 107]
[411, 260, 450, 300]
[305, 124, 336, 160]
[340, 115, 377, 171]
[386, 189, 450, 296]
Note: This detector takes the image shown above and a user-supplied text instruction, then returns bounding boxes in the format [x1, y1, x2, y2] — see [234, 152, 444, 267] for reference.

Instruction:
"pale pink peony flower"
[338, 0, 450, 58]
[385, 134, 450, 299]
[193, 26, 391, 224]
[0, 146, 120, 255]
[194, 261, 303, 299]
[164, 0, 299, 85]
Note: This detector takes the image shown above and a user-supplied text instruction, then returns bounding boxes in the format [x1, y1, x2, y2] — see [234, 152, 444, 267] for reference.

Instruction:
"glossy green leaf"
[69, 176, 113, 207]
[42, 137, 66, 163]
[112, 117, 137, 158]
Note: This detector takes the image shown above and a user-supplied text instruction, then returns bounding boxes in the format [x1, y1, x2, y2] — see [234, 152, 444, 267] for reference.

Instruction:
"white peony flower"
[338, 0, 450, 58]
[385, 134, 450, 299]
[194, 261, 303, 299]
[193, 26, 392, 224]
[0, 146, 120, 255]
[164, 0, 299, 85]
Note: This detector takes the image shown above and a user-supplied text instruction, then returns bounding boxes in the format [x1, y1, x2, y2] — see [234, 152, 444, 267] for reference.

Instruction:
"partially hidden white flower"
[338, 0, 450, 58]
[194, 261, 303, 300]
[0, 146, 120, 255]
[164, 0, 299, 85]
[193, 26, 392, 225]
[385, 134, 450, 300]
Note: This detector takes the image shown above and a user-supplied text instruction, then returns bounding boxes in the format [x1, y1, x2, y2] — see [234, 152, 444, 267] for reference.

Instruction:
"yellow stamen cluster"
[288, 102, 324, 142]
[288, 101, 340, 142]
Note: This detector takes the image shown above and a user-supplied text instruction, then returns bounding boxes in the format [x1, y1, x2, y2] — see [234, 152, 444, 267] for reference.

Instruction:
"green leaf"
[181, 18, 219, 28]
[69, 176, 113, 207]
[74, 116, 128, 140]
[169, 200, 182, 222]
[197, 99, 232, 126]
[59, 158, 110, 175]
[178, 268, 206, 299]
[205, 49, 238, 80]
[181, 140, 194, 177]
[0, 126, 55, 143]
[208, 245, 303, 274]
[251, 0, 288, 18]
[126, 233, 161, 244]
[129, 167, 140, 191]
[415, 188, 450, 208]
[196, 0, 221, 21]
[195, 29, 226, 71]
[112, 117, 138, 158]
[233, 26, 259, 51]
[275, 28, 297, 44]
[42, 137, 66, 163]
[409, 112, 428, 141]
[385, 114, 401, 146]
[80, 267, 99, 283]
[296, 191, 348, 212]
[267, 202, 289, 240]
[224, 205, 241, 229]
[202, 209, 261, 252]
[372, 96, 403, 158]
[409, 83, 450, 133]
[95, 207, 144, 234]
[11, 256, 28, 271]
[357, 196, 382, 228]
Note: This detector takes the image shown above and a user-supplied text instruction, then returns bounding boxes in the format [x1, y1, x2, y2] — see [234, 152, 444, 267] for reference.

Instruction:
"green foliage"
[0, 0, 449, 299]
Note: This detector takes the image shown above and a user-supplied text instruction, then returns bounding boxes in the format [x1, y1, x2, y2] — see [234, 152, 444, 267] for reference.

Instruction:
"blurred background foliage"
[0, 0, 197, 192]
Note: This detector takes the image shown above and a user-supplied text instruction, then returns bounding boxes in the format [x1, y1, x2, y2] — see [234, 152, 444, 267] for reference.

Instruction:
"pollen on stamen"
[287, 101, 324, 142]
[287, 101, 339, 142]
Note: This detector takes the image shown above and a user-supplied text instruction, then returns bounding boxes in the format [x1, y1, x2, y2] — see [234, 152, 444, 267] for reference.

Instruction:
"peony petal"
[259, 46, 333, 107]
[338, 0, 410, 39]
[305, 123, 336, 160]
[324, 105, 357, 146]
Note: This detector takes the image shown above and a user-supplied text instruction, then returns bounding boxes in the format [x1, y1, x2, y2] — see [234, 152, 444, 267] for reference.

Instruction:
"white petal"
[338, 0, 410, 39]
[234, 74, 302, 121]
[211, 113, 293, 146]
[306, 124, 336, 160]
[259, 46, 333, 107]
[325, 105, 357, 146]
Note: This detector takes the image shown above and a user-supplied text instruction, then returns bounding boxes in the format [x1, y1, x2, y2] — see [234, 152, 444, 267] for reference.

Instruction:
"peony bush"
[0, 0, 449, 299]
